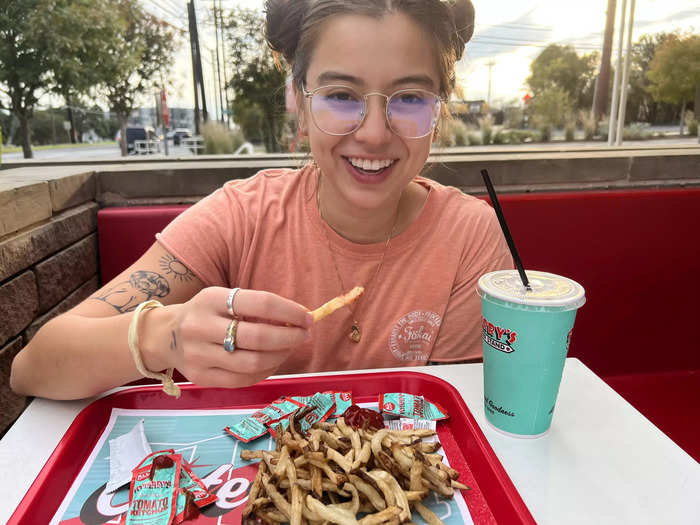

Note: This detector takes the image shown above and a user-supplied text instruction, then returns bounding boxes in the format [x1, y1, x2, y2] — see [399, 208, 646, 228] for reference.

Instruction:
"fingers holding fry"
[311, 286, 364, 322]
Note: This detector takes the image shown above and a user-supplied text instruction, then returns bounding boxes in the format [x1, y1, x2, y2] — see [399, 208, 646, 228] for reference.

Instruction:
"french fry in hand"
[311, 286, 364, 322]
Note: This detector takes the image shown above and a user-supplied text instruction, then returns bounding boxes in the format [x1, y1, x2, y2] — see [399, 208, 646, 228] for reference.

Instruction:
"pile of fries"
[241, 409, 469, 524]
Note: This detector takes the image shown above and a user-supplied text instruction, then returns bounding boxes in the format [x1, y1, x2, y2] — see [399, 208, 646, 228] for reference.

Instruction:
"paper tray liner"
[8, 371, 535, 524]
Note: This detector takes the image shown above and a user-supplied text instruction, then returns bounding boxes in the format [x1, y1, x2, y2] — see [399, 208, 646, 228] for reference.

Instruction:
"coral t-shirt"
[156, 166, 512, 374]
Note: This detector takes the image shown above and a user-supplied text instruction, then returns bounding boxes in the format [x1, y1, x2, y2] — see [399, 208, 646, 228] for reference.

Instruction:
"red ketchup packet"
[122, 451, 180, 525]
[379, 393, 449, 421]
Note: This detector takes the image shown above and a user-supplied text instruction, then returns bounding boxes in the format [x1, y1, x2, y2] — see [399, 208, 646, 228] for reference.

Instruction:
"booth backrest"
[98, 205, 190, 285]
[97, 188, 700, 378]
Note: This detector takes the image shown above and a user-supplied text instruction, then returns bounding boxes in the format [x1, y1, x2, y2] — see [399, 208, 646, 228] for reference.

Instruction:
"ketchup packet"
[299, 392, 336, 433]
[379, 393, 449, 421]
[224, 417, 268, 443]
[325, 391, 353, 417]
[173, 460, 218, 523]
[266, 417, 290, 439]
[122, 451, 180, 525]
[225, 396, 307, 443]
[250, 396, 307, 425]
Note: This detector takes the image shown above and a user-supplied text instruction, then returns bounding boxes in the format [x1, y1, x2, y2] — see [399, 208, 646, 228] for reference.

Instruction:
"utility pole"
[211, 49, 220, 121]
[188, 0, 208, 135]
[592, 0, 616, 123]
[615, 0, 636, 146]
[219, 0, 231, 128]
[213, 1, 225, 124]
[188, 0, 201, 134]
[607, 0, 627, 145]
[486, 61, 495, 108]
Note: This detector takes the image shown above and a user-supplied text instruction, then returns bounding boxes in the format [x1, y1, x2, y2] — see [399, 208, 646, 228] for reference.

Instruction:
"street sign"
[161, 90, 170, 127]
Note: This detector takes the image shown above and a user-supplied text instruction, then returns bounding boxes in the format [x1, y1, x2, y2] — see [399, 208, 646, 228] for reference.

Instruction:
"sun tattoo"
[159, 254, 194, 282]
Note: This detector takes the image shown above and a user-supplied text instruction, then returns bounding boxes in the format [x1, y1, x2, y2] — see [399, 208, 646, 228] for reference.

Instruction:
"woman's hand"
[146, 287, 313, 389]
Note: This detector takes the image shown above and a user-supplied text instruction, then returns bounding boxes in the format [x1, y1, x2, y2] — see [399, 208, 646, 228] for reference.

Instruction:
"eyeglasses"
[302, 84, 443, 139]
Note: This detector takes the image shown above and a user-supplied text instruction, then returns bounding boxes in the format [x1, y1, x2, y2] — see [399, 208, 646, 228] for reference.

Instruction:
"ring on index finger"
[223, 319, 239, 353]
[226, 287, 240, 317]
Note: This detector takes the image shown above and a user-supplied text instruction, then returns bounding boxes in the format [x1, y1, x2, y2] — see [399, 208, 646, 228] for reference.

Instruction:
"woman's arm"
[10, 241, 312, 399]
[10, 241, 203, 399]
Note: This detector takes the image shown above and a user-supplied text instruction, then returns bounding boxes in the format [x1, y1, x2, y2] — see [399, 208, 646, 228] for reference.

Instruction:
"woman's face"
[299, 12, 441, 215]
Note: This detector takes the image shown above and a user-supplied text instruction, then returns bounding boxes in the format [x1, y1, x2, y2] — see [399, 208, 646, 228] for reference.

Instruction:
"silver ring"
[226, 287, 240, 317]
[223, 319, 238, 353]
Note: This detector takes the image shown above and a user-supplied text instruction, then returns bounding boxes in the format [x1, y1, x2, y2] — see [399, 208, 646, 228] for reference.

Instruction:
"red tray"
[9, 371, 534, 524]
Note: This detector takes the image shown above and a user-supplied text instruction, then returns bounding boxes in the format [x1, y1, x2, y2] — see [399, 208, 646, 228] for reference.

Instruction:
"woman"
[11, 0, 511, 400]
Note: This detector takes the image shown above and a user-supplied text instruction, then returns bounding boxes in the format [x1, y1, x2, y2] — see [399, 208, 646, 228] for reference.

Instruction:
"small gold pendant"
[349, 323, 361, 343]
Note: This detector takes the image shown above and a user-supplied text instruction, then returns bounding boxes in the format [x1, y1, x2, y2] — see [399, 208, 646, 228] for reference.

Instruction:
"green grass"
[1, 141, 117, 153]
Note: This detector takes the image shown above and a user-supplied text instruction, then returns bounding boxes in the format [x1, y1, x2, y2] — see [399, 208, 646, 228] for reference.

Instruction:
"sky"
[103, 0, 700, 112]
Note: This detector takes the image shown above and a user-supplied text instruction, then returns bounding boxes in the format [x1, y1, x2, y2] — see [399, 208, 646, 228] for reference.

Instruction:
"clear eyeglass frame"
[301, 84, 444, 139]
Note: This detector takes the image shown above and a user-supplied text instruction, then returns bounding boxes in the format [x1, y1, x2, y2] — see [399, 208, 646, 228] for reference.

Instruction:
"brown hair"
[264, 0, 475, 99]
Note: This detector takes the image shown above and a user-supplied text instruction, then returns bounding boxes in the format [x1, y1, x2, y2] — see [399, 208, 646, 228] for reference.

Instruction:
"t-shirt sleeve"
[428, 202, 514, 362]
[155, 182, 247, 287]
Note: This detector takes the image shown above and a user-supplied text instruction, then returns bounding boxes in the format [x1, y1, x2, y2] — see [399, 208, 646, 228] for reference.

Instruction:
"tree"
[527, 44, 598, 112]
[223, 7, 287, 153]
[528, 86, 574, 128]
[626, 32, 677, 124]
[647, 34, 700, 132]
[38, 0, 121, 143]
[95, 0, 176, 156]
[0, 1, 52, 158]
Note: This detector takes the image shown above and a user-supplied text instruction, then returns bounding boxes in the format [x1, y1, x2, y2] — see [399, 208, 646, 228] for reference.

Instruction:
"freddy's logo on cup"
[482, 316, 517, 353]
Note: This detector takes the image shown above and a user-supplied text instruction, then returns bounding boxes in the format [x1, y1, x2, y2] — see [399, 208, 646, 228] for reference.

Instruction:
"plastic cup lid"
[478, 270, 586, 309]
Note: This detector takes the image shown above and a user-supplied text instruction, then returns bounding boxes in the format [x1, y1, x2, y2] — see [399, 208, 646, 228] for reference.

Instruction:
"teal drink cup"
[478, 270, 586, 437]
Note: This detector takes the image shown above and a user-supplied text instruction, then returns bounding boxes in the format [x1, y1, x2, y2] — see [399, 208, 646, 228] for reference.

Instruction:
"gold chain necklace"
[317, 178, 401, 343]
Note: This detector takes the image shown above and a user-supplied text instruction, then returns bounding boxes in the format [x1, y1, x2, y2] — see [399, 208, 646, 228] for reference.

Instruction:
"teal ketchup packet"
[298, 392, 336, 433]
[173, 460, 218, 523]
[325, 391, 353, 417]
[224, 396, 307, 442]
[379, 393, 449, 421]
[268, 392, 336, 438]
[122, 450, 180, 525]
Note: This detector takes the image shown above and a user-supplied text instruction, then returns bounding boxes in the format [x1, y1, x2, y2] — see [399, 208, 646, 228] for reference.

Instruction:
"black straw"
[480, 169, 531, 291]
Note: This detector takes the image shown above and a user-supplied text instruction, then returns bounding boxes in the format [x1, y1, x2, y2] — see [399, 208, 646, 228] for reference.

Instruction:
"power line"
[469, 39, 600, 50]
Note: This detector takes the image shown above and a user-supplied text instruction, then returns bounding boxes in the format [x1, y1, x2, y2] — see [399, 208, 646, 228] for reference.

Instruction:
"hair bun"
[447, 0, 475, 61]
[264, 0, 308, 64]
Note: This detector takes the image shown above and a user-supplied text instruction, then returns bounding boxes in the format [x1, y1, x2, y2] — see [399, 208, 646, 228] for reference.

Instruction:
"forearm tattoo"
[91, 255, 193, 313]
[92, 270, 171, 313]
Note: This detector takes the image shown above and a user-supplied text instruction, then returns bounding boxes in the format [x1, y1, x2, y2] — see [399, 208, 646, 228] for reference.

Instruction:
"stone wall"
[0, 147, 698, 433]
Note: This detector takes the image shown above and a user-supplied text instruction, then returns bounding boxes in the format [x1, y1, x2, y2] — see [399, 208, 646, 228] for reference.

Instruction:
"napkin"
[106, 419, 152, 493]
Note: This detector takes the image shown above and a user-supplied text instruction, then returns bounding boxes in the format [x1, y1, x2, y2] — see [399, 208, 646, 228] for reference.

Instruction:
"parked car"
[116, 126, 157, 154]
[171, 128, 192, 146]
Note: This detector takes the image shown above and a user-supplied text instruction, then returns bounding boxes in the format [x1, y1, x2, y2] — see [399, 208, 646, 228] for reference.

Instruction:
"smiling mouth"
[344, 156, 397, 174]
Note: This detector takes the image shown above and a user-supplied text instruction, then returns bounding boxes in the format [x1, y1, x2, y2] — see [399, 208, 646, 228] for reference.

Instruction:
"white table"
[1, 358, 698, 524]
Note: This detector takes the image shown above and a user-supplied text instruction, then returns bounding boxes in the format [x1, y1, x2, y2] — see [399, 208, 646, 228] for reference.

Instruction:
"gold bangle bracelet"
[127, 300, 181, 398]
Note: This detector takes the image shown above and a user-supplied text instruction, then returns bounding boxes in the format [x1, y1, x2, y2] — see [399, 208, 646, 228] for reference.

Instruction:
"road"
[2, 136, 698, 164]
[1, 142, 198, 162]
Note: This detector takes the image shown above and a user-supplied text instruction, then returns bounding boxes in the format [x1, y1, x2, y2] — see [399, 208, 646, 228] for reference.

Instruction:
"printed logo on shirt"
[389, 310, 442, 361]
[481, 316, 517, 353]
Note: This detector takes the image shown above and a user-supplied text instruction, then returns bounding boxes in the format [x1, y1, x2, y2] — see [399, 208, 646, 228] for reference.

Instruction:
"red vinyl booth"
[97, 188, 700, 462]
